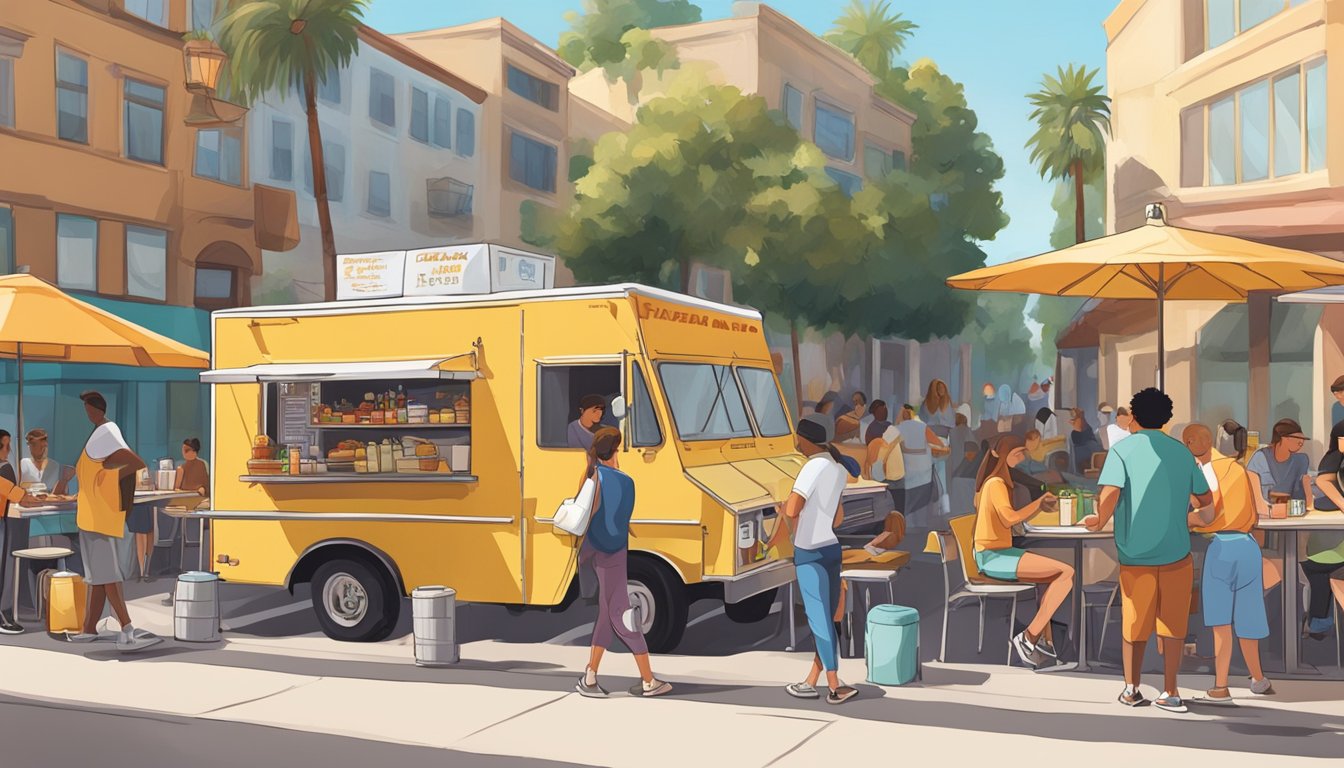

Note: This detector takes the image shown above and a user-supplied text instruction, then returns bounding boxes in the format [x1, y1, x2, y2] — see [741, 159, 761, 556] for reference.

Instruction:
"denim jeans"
[795, 543, 842, 671]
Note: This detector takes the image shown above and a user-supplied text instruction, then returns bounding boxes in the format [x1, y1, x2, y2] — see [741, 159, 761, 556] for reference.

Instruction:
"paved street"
[1, 548, 1341, 766]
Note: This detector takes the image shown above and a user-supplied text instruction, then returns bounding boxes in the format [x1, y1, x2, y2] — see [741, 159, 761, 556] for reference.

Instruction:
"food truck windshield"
[657, 363, 791, 443]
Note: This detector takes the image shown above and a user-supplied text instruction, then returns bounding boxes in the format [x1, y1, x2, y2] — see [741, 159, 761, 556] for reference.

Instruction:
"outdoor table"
[14, 491, 203, 566]
[1257, 510, 1344, 678]
[1018, 525, 1115, 673]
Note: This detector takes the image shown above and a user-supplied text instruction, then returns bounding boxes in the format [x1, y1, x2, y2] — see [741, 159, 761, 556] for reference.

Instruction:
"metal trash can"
[412, 585, 458, 666]
[865, 604, 920, 686]
[174, 571, 220, 643]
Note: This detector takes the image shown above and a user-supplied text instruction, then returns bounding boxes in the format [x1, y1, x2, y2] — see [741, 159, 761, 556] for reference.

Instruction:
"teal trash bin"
[866, 604, 920, 685]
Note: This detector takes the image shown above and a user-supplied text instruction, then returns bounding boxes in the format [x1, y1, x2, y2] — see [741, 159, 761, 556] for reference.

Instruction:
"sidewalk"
[3, 623, 1342, 766]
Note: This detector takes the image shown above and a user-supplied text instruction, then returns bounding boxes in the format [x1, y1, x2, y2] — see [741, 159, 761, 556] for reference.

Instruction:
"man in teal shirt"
[1084, 388, 1211, 713]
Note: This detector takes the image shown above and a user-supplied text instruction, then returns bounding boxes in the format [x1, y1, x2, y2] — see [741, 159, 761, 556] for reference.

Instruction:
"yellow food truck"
[201, 253, 892, 651]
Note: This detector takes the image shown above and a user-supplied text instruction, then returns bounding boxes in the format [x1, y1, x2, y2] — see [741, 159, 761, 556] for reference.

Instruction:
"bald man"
[1181, 424, 1274, 703]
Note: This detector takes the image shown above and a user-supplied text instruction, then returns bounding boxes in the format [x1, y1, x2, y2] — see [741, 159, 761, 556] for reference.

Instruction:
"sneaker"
[628, 680, 673, 698]
[1035, 639, 1058, 659]
[1011, 631, 1038, 666]
[786, 683, 820, 699]
[1250, 677, 1275, 696]
[1118, 688, 1148, 707]
[0, 614, 24, 635]
[65, 632, 100, 643]
[826, 686, 858, 705]
[576, 675, 608, 699]
[116, 632, 162, 653]
[1306, 616, 1333, 639]
[1195, 688, 1235, 706]
[1154, 692, 1188, 713]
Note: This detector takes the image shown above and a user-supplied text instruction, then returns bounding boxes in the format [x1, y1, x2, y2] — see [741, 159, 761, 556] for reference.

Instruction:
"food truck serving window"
[737, 367, 790, 438]
[249, 378, 474, 479]
[657, 363, 752, 442]
[537, 364, 621, 448]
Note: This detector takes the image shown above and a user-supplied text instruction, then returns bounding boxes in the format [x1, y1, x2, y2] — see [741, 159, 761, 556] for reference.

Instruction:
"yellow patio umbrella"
[0, 274, 209, 463]
[946, 205, 1344, 389]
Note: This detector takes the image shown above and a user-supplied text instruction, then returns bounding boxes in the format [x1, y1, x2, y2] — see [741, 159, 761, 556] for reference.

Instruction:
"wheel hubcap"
[626, 581, 656, 635]
[322, 573, 368, 628]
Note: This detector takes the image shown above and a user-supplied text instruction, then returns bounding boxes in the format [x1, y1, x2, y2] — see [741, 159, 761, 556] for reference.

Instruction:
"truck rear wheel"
[627, 558, 688, 653]
[724, 588, 777, 624]
[311, 558, 400, 642]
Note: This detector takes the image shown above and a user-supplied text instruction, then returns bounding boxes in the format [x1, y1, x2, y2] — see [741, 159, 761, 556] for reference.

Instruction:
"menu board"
[336, 251, 406, 300]
[402, 244, 491, 296]
[278, 385, 315, 450]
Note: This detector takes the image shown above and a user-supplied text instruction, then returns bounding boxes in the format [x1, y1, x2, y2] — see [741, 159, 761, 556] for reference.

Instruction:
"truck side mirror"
[610, 396, 627, 421]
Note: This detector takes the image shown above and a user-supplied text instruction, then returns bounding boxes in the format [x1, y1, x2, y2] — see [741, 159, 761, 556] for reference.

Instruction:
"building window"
[893, 149, 906, 171]
[303, 138, 345, 202]
[814, 102, 855, 161]
[409, 86, 429, 143]
[433, 97, 452, 149]
[0, 207, 13, 274]
[125, 225, 167, 301]
[1206, 0, 1304, 50]
[191, 0, 217, 32]
[506, 64, 559, 111]
[427, 177, 473, 217]
[1191, 58, 1326, 187]
[456, 108, 475, 156]
[0, 56, 14, 129]
[56, 214, 97, 292]
[124, 0, 167, 26]
[56, 51, 88, 144]
[318, 65, 341, 104]
[367, 170, 391, 217]
[1306, 58, 1326, 172]
[824, 167, 863, 197]
[270, 119, 293, 181]
[782, 84, 803, 131]
[195, 127, 243, 185]
[123, 78, 165, 165]
[369, 69, 395, 128]
[510, 132, 557, 193]
[863, 143, 896, 180]
[195, 265, 237, 310]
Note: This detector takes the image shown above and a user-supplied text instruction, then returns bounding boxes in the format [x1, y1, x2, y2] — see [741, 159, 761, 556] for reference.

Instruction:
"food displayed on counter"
[310, 389, 469, 427]
[248, 435, 284, 474]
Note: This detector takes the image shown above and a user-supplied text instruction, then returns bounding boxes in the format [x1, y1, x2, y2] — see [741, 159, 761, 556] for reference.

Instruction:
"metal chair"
[1300, 572, 1343, 668]
[927, 515, 1036, 665]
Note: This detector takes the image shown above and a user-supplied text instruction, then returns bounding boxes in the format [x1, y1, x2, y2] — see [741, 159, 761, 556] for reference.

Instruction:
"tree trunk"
[791, 321, 804, 421]
[679, 256, 692, 295]
[305, 68, 338, 302]
[1072, 158, 1086, 245]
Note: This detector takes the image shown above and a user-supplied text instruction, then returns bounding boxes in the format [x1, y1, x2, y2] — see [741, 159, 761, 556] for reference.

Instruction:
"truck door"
[522, 355, 625, 606]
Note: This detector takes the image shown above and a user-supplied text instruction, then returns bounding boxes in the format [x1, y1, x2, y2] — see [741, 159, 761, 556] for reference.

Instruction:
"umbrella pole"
[14, 342, 21, 467]
[1157, 265, 1166, 392]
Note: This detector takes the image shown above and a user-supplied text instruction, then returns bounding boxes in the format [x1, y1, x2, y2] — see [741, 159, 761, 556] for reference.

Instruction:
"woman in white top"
[766, 417, 857, 705]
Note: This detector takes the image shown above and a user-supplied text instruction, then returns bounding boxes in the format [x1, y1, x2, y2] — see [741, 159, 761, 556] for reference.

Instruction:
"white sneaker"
[116, 633, 163, 653]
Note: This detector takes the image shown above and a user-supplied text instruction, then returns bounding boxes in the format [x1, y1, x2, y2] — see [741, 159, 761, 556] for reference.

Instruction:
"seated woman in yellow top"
[973, 434, 1074, 665]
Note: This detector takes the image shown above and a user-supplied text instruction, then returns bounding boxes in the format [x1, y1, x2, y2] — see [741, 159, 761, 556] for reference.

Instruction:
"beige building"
[1100, 0, 1343, 447]
[396, 19, 628, 286]
[569, 3, 937, 410]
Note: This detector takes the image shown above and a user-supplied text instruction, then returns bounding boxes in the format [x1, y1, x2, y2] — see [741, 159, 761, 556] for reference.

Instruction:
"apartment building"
[0, 0, 298, 464]
[246, 25, 487, 303]
[1099, 0, 1339, 445]
[569, 3, 936, 411]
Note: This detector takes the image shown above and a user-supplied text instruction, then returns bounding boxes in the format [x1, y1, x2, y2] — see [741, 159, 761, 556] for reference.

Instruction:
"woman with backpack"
[575, 427, 673, 699]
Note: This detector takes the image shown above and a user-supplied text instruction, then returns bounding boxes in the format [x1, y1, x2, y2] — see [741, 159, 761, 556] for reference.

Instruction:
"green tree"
[824, 0, 917, 78]
[217, 0, 366, 302]
[1026, 64, 1110, 245]
[558, 0, 700, 96]
[969, 292, 1036, 383]
[1032, 178, 1103, 365]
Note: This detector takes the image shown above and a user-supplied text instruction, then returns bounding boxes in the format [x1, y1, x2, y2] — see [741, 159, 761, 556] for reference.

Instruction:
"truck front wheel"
[627, 558, 688, 653]
[311, 558, 400, 642]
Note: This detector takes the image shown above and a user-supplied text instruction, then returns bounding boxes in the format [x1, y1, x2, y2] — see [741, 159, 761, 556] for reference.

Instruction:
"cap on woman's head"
[25, 428, 47, 443]
[797, 416, 832, 446]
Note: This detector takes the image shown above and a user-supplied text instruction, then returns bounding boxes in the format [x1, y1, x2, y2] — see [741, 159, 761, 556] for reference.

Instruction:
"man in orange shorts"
[1084, 388, 1212, 713]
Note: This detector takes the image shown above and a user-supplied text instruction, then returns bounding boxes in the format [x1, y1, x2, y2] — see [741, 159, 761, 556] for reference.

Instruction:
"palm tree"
[1026, 64, 1111, 244]
[826, 0, 918, 78]
[216, 0, 367, 302]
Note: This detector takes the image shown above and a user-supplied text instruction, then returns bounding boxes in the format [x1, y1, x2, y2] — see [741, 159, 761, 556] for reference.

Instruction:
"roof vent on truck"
[335, 244, 556, 301]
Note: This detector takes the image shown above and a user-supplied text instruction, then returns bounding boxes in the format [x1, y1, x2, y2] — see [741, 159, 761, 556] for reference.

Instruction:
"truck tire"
[627, 557, 688, 653]
[311, 558, 400, 642]
[724, 587, 777, 624]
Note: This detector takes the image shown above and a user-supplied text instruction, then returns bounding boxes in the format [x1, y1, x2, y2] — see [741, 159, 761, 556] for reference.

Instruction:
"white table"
[1258, 511, 1344, 677]
[1018, 525, 1115, 673]
[14, 490, 203, 571]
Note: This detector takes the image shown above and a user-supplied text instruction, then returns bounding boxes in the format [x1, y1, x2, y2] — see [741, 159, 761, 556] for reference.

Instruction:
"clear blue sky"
[367, 0, 1112, 265]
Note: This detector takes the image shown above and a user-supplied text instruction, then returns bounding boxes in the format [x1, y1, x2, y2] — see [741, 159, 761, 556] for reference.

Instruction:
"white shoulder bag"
[553, 472, 599, 536]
